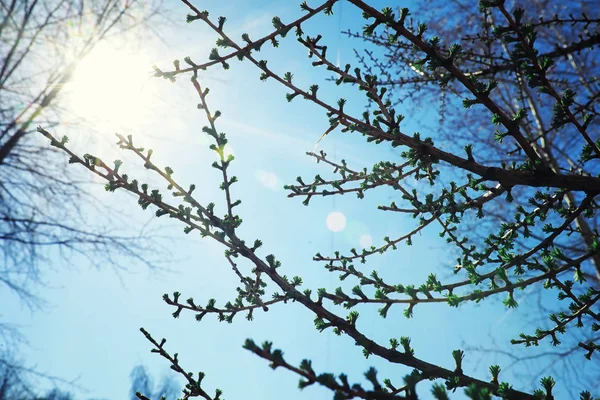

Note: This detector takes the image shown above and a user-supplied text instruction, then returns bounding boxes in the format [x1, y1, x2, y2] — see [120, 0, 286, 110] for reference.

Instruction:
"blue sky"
[2, 1, 591, 399]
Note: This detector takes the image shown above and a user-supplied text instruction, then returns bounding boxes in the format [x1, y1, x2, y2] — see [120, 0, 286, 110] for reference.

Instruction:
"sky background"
[2, 1, 589, 399]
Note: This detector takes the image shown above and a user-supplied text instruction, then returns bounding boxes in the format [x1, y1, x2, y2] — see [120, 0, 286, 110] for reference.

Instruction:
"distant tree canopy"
[0, 353, 72, 400]
[129, 365, 179, 400]
[42, 0, 599, 399]
[0, 355, 174, 400]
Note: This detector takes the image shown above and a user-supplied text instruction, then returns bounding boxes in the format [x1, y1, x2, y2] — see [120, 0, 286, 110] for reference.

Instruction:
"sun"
[64, 42, 158, 132]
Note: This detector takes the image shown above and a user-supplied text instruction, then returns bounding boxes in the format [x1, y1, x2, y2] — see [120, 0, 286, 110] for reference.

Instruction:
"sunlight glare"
[256, 169, 278, 190]
[359, 234, 373, 248]
[65, 43, 158, 131]
[326, 211, 346, 232]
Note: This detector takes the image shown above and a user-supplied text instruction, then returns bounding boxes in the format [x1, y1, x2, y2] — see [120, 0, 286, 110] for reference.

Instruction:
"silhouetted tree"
[0, 0, 164, 308]
[343, 0, 600, 391]
[1, 0, 167, 393]
[42, 0, 600, 399]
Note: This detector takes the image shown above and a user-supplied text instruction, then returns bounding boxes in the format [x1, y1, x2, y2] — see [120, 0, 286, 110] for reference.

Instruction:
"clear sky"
[2, 1, 587, 399]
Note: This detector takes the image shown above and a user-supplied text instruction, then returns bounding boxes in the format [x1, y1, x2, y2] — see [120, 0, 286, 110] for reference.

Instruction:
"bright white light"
[326, 211, 346, 232]
[64, 42, 157, 131]
[359, 234, 373, 248]
[255, 170, 278, 190]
